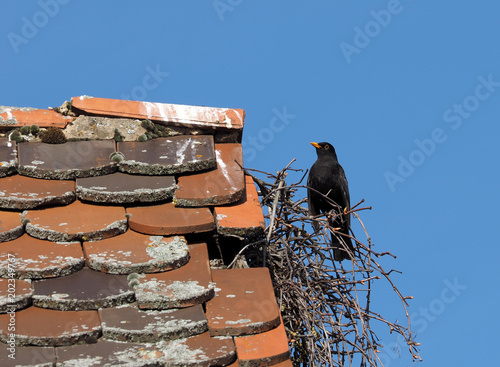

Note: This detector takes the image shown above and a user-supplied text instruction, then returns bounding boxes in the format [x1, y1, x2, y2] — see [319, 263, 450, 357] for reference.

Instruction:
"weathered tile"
[99, 303, 207, 342]
[127, 202, 215, 235]
[76, 172, 176, 203]
[0, 107, 72, 128]
[25, 200, 127, 242]
[0, 235, 83, 279]
[0, 211, 24, 243]
[56, 332, 235, 366]
[235, 319, 290, 366]
[72, 96, 245, 130]
[0, 278, 32, 313]
[65, 115, 147, 141]
[84, 232, 189, 274]
[0, 344, 55, 366]
[117, 135, 216, 175]
[0, 138, 17, 177]
[18, 140, 117, 179]
[135, 243, 214, 309]
[174, 143, 244, 206]
[0, 306, 101, 346]
[32, 267, 134, 311]
[214, 175, 265, 238]
[206, 268, 281, 336]
[0, 175, 75, 209]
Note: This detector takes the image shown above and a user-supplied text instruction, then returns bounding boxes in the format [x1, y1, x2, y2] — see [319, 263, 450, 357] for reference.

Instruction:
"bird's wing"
[339, 166, 351, 226]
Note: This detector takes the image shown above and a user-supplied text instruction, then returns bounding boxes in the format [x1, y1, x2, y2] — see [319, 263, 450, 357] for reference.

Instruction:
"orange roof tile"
[0, 107, 73, 129]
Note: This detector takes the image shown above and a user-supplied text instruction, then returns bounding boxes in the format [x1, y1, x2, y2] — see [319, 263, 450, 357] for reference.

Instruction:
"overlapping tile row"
[0, 97, 290, 366]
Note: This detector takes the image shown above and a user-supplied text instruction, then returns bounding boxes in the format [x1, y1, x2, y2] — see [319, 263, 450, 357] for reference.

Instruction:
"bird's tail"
[331, 230, 354, 261]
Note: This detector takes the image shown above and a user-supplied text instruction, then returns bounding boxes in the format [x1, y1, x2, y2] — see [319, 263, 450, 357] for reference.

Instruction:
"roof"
[0, 97, 292, 366]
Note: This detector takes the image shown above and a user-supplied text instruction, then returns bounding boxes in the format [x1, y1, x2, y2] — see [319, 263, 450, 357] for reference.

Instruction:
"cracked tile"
[0, 174, 75, 209]
[0, 235, 83, 279]
[84, 231, 189, 274]
[0, 107, 73, 129]
[77, 172, 177, 203]
[117, 135, 216, 175]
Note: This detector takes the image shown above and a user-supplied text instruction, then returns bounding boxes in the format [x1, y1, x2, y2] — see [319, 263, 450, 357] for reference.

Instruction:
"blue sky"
[2, 1, 499, 365]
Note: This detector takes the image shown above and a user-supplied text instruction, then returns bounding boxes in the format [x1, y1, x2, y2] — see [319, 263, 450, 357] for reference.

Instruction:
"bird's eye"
[325, 145, 330, 150]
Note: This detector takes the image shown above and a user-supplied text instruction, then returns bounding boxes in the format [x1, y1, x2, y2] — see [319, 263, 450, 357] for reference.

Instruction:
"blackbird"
[307, 142, 353, 261]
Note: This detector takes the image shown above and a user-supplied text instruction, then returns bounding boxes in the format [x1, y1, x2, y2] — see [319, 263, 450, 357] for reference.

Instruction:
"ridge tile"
[32, 267, 134, 311]
[72, 96, 245, 131]
[0, 235, 83, 279]
[18, 140, 117, 179]
[25, 200, 127, 242]
[0, 107, 72, 129]
[234, 318, 291, 366]
[0, 138, 17, 177]
[206, 268, 281, 336]
[77, 172, 176, 203]
[99, 303, 207, 342]
[0, 211, 24, 243]
[0, 278, 32, 312]
[0, 174, 75, 209]
[174, 143, 245, 206]
[127, 202, 215, 235]
[117, 135, 216, 175]
[214, 175, 266, 238]
[135, 242, 214, 309]
[84, 231, 189, 274]
[0, 306, 101, 346]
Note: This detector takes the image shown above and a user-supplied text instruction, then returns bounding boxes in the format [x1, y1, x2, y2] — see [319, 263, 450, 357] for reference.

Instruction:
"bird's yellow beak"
[310, 142, 321, 149]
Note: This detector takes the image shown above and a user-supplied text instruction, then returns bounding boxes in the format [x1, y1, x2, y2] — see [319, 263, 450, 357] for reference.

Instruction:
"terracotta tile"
[127, 202, 215, 235]
[17, 140, 117, 179]
[234, 319, 290, 366]
[0, 235, 83, 279]
[0, 107, 72, 128]
[99, 303, 207, 342]
[206, 268, 281, 336]
[56, 332, 236, 366]
[117, 135, 216, 175]
[0, 345, 55, 366]
[135, 243, 214, 309]
[25, 200, 127, 242]
[77, 172, 177, 203]
[0, 138, 17, 177]
[215, 175, 265, 238]
[83, 231, 189, 274]
[32, 267, 134, 311]
[0, 211, 24, 243]
[0, 174, 75, 209]
[0, 306, 101, 346]
[0, 278, 32, 312]
[72, 96, 245, 130]
[175, 143, 245, 206]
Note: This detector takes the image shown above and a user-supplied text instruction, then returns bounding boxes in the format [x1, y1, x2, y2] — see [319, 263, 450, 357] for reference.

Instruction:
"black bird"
[307, 142, 354, 261]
